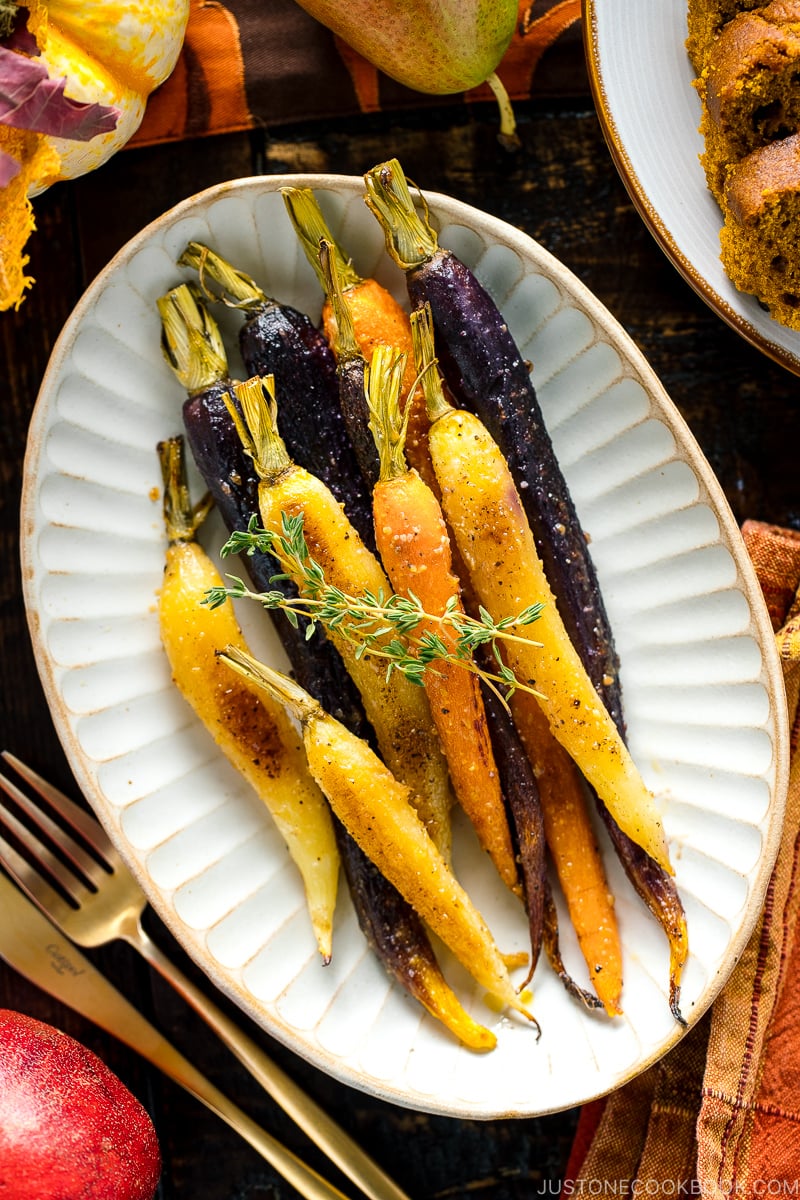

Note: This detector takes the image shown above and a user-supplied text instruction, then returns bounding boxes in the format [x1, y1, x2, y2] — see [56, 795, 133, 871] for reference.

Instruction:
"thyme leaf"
[207, 511, 546, 705]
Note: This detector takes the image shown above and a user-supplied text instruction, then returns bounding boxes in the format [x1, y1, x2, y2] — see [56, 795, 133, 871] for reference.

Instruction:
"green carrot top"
[157, 283, 229, 395]
[177, 241, 271, 313]
[221, 644, 322, 725]
[364, 159, 440, 272]
[317, 238, 361, 362]
[365, 345, 412, 484]
[227, 375, 293, 483]
[157, 435, 213, 546]
[282, 186, 362, 295]
[409, 303, 454, 424]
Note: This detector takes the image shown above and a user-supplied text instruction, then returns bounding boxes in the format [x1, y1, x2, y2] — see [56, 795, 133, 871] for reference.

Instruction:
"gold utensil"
[0, 867, 352, 1200]
[0, 752, 410, 1200]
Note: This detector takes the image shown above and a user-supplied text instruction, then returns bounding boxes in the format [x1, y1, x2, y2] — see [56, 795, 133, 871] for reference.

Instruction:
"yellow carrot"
[228, 373, 454, 857]
[156, 437, 339, 960]
[220, 647, 537, 1031]
[409, 310, 673, 876]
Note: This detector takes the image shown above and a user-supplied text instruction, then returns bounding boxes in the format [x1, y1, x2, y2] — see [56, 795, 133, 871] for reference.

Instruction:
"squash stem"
[229, 375, 292, 483]
[177, 241, 269, 312]
[365, 345, 411, 483]
[157, 284, 228, 394]
[409, 304, 454, 425]
[282, 187, 362, 294]
[363, 160, 440, 271]
[486, 72, 521, 152]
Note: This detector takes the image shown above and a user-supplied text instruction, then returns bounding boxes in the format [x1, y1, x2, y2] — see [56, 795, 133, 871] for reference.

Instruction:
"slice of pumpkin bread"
[719, 131, 800, 327]
[696, 0, 800, 201]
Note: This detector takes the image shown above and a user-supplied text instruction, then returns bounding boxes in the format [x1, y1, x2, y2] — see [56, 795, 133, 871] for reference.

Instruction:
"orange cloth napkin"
[129, 0, 583, 149]
[565, 520, 800, 1198]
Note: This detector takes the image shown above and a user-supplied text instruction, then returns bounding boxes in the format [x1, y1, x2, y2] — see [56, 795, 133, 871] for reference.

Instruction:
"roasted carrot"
[364, 158, 623, 728]
[158, 286, 483, 1040]
[316, 238, 379, 490]
[281, 186, 434, 489]
[510, 688, 622, 1016]
[409, 307, 673, 876]
[220, 648, 536, 1033]
[176, 241, 375, 550]
[365, 345, 520, 894]
[157, 283, 365, 726]
[477, 677, 546, 977]
[334, 827, 497, 1051]
[365, 161, 689, 1019]
[156, 436, 339, 961]
[227, 373, 454, 857]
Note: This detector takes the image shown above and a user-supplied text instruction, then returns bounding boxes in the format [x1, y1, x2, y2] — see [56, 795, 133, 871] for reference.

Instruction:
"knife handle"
[133, 925, 407, 1200]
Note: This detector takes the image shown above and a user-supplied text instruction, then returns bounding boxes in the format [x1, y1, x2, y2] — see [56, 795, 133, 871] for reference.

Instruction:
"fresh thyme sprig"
[204, 511, 545, 703]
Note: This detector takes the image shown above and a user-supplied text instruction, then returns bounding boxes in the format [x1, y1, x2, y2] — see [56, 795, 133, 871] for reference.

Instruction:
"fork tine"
[1, 752, 120, 872]
[0, 824, 78, 927]
[0, 766, 110, 892]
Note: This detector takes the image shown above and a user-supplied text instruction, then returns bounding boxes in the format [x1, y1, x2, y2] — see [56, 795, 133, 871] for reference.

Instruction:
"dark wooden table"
[2, 51, 798, 1200]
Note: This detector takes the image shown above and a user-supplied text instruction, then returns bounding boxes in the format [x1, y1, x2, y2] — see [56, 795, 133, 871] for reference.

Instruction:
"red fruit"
[0, 1009, 162, 1200]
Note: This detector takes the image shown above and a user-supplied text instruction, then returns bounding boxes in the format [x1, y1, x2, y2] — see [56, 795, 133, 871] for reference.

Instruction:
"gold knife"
[0, 869, 357, 1200]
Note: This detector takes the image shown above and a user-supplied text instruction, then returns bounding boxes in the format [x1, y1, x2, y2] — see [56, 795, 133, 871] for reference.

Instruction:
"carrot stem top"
[228, 375, 292, 482]
[157, 435, 213, 546]
[364, 160, 440, 271]
[365, 345, 412, 483]
[220, 644, 321, 726]
[157, 282, 229, 395]
[282, 186, 362, 295]
[409, 303, 454, 424]
[317, 238, 361, 362]
[177, 241, 270, 313]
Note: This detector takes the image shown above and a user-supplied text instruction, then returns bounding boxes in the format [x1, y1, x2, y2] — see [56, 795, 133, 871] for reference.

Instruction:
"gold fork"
[0, 751, 410, 1200]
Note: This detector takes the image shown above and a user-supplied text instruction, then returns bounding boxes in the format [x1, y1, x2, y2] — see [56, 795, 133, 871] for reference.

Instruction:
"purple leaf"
[0, 46, 120, 140]
[0, 147, 21, 186]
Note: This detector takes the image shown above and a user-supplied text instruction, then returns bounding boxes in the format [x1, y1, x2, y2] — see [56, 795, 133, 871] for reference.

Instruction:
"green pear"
[294, 0, 517, 94]
[293, 0, 520, 143]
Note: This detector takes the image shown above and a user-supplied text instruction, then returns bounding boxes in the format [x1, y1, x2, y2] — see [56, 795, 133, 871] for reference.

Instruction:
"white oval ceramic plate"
[21, 175, 789, 1118]
[584, 0, 800, 376]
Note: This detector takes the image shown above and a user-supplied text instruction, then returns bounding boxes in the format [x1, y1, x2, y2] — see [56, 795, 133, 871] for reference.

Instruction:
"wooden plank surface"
[1, 91, 797, 1199]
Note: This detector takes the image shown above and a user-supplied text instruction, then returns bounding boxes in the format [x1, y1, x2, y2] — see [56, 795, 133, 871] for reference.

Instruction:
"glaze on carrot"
[409, 306, 673, 876]
[157, 436, 339, 961]
[367, 161, 688, 1021]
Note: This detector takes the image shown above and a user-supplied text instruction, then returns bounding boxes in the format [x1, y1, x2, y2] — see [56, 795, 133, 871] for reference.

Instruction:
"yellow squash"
[22, 0, 189, 187]
[1, 0, 189, 309]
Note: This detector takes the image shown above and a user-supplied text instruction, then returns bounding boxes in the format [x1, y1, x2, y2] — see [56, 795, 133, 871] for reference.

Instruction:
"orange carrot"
[510, 688, 623, 1016]
[281, 185, 433, 487]
[365, 346, 520, 895]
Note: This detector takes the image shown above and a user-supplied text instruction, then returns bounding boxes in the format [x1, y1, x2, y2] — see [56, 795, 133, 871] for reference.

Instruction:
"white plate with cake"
[584, 0, 800, 376]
